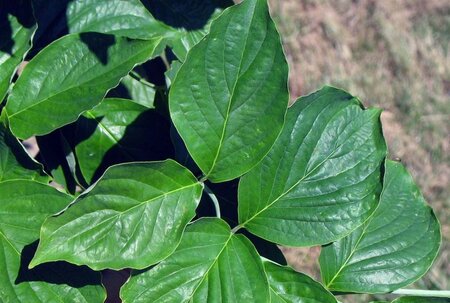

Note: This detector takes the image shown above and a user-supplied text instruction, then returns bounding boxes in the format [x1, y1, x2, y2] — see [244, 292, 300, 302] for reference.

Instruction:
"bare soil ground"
[268, 0, 450, 300]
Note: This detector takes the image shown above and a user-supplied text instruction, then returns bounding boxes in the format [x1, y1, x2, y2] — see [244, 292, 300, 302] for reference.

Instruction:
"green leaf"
[238, 86, 387, 246]
[0, 180, 105, 302]
[65, 0, 171, 39]
[142, 0, 233, 61]
[170, 0, 289, 182]
[72, 98, 173, 184]
[120, 218, 270, 303]
[165, 60, 182, 87]
[32, 0, 171, 44]
[0, 1, 36, 101]
[319, 160, 441, 293]
[5, 33, 164, 139]
[264, 261, 337, 303]
[117, 75, 156, 108]
[0, 113, 49, 183]
[30, 160, 203, 270]
[392, 297, 450, 303]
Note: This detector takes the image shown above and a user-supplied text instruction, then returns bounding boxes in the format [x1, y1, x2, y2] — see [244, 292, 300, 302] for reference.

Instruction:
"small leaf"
[120, 218, 270, 303]
[264, 261, 337, 303]
[0, 1, 36, 101]
[115, 75, 156, 108]
[319, 160, 441, 293]
[170, 0, 289, 182]
[0, 180, 105, 302]
[72, 98, 173, 184]
[0, 113, 49, 183]
[6, 33, 164, 139]
[239, 86, 387, 246]
[30, 160, 203, 270]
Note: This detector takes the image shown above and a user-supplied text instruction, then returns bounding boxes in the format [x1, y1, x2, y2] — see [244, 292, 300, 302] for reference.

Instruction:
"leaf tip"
[28, 252, 44, 269]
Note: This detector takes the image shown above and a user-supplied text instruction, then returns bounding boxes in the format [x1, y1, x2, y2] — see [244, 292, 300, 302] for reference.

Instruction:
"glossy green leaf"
[0, 1, 36, 101]
[72, 98, 173, 184]
[30, 160, 203, 270]
[66, 0, 171, 39]
[0, 114, 49, 183]
[170, 0, 289, 182]
[143, 0, 233, 61]
[319, 160, 441, 293]
[120, 218, 270, 303]
[0, 180, 105, 302]
[32, 0, 171, 45]
[392, 297, 450, 303]
[238, 86, 387, 246]
[118, 75, 156, 108]
[264, 261, 337, 303]
[6, 33, 164, 139]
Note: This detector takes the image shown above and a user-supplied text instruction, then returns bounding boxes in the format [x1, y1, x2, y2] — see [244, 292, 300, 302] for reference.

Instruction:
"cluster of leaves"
[0, 0, 443, 302]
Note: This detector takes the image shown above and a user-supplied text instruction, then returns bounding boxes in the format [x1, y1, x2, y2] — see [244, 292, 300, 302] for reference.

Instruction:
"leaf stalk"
[204, 184, 221, 218]
[391, 288, 450, 298]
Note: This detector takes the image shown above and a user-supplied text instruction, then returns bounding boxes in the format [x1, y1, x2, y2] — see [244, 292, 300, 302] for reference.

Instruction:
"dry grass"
[268, 0, 450, 300]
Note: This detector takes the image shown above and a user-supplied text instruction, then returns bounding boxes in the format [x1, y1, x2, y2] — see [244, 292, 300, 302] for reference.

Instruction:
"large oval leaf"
[319, 160, 441, 293]
[238, 86, 387, 246]
[29, 160, 203, 270]
[65, 0, 171, 39]
[264, 261, 337, 303]
[72, 98, 173, 184]
[32, 0, 172, 47]
[0, 1, 36, 101]
[0, 180, 105, 302]
[120, 218, 269, 303]
[170, 0, 289, 182]
[0, 113, 49, 183]
[5, 33, 164, 139]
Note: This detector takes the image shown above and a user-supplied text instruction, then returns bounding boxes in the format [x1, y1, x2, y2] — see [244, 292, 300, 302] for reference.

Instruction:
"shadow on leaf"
[79, 33, 116, 65]
[16, 241, 102, 287]
[142, 0, 233, 30]
[66, 106, 174, 185]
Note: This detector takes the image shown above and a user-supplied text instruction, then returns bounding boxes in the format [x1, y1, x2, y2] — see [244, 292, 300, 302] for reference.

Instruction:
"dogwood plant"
[0, 0, 446, 302]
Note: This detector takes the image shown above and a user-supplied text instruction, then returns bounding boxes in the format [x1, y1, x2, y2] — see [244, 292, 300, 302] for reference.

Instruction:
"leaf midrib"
[323, 165, 394, 288]
[240, 142, 343, 228]
[325, 222, 370, 289]
[0, 229, 20, 255]
[7, 37, 162, 119]
[47, 181, 200, 244]
[185, 233, 234, 302]
[204, 2, 256, 179]
[241, 104, 380, 228]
